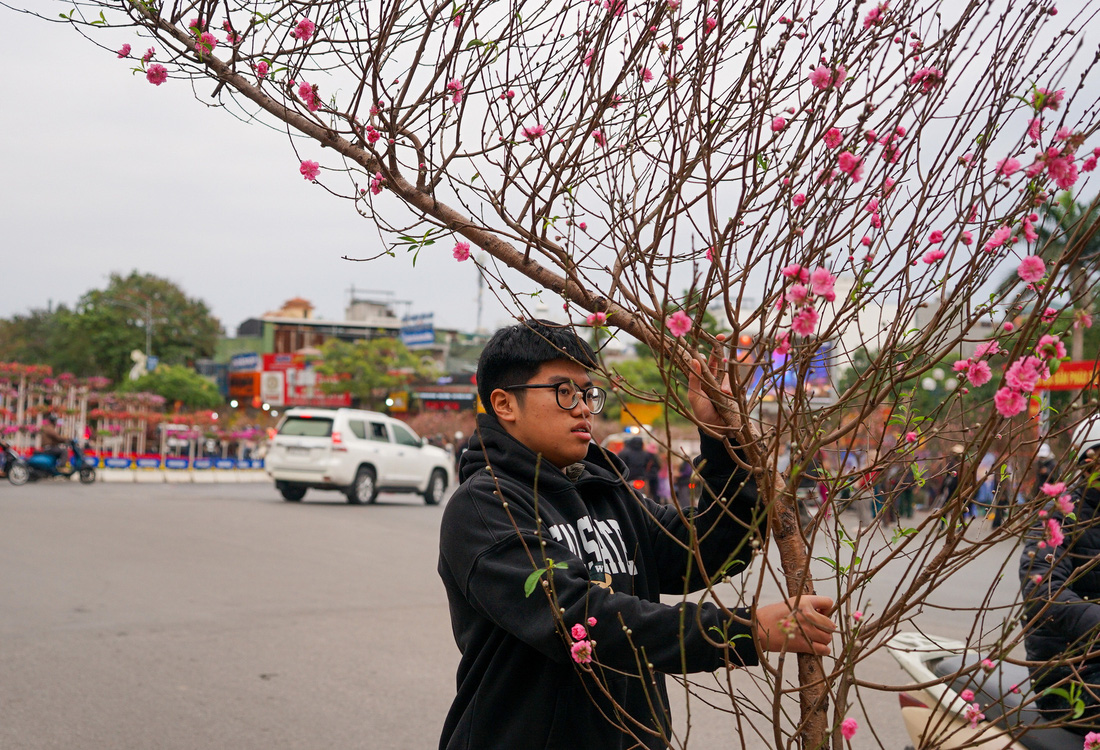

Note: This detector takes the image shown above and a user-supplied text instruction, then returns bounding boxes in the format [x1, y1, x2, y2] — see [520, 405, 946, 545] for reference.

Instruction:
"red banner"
[1035, 360, 1100, 391]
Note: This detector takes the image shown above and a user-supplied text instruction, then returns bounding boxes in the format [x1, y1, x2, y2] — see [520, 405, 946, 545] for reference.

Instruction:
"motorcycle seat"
[936, 653, 1085, 750]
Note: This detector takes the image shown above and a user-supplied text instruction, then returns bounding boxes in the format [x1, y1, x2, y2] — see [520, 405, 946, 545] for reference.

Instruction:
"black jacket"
[1019, 484, 1100, 692]
[437, 414, 763, 750]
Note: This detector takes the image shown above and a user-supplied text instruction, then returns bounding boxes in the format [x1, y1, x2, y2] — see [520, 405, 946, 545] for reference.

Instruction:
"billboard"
[401, 313, 435, 349]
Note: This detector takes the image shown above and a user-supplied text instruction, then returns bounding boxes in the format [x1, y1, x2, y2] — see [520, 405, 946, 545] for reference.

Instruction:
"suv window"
[369, 422, 389, 442]
[392, 423, 421, 447]
[278, 416, 334, 437]
[347, 420, 367, 440]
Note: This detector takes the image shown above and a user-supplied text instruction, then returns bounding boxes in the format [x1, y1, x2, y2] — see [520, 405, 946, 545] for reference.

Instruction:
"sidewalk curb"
[99, 469, 270, 484]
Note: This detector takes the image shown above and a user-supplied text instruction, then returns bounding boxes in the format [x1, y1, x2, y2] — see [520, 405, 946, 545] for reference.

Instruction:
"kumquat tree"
[16, 0, 1100, 747]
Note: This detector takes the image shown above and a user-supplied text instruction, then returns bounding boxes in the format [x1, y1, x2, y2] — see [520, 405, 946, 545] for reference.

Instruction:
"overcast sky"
[3, 6, 1097, 344]
[0, 8, 526, 337]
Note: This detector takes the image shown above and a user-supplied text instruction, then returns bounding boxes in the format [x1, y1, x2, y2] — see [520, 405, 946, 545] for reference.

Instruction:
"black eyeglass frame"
[500, 382, 607, 414]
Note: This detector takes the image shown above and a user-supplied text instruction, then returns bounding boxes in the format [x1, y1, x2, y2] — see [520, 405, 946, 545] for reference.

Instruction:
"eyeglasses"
[502, 382, 607, 414]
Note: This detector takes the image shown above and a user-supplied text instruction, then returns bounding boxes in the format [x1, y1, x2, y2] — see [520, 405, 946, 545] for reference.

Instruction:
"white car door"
[389, 421, 429, 488]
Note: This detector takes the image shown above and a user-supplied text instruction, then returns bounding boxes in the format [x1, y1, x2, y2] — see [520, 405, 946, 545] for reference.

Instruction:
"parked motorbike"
[7, 439, 96, 485]
[887, 631, 1083, 750]
[1, 440, 25, 481]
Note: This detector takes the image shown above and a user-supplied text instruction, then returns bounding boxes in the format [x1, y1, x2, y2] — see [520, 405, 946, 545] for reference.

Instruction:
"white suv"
[265, 407, 454, 505]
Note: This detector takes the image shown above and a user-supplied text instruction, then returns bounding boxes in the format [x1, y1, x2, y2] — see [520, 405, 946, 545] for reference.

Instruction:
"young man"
[437, 320, 834, 750]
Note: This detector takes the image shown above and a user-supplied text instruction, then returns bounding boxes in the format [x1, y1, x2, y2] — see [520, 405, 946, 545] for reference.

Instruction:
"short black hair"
[476, 319, 598, 415]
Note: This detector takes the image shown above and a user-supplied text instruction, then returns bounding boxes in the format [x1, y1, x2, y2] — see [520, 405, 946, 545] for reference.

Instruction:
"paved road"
[0, 482, 1026, 749]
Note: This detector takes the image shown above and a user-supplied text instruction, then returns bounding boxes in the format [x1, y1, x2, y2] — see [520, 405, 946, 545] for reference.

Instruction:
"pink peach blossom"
[254, 60, 269, 78]
[523, 124, 547, 140]
[571, 639, 594, 663]
[905, 431, 918, 443]
[994, 387, 1027, 417]
[791, 306, 819, 336]
[571, 623, 588, 640]
[587, 616, 597, 626]
[666, 310, 693, 337]
[446, 78, 464, 105]
[967, 360, 993, 387]
[586, 312, 607, 326]
[1006, 356, 1048, 392]
[1017, 255, 1046, 283]
[928, 230, 944, 244]
[810, 267, 836, 301]
[792, 193, 806, 207]
[964, 703, 985, 729]
[996, 157, 1021, 177]
[922, 249, 946, 264]
[453, 241, 471, 261]
[983, 225, 1012, 253]
[823, 127, 842, 148]
[299, 160, 320, 181]
[704, 17, 717, 34]
[1036, 334, 1067, 360]
[290, 17, 316, 41]
[1027, 118, 1042, 141]
[1041, 481, 1066, 497]
[117, 44, 131, 58]
[1056, 495, 1075, 515]
[195, 31, 217, 54]
[1047, 518, 1065, 547]
[973, 341, 1000, 359]
[840, 718, 858, 740]
[771, 116, 786, 132]
[837, 152, 863, 181]
[146, 63, 168, 86]
[910, 67, 944, 93]
[809, 65, 841, 90]
[142, 47, 155, 63]
[1032, 87, 1064, 111]
[786, 284, 810, 305]
[961, 689, 975, 702]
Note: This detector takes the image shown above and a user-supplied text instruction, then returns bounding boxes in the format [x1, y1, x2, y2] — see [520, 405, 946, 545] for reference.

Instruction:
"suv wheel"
[348, 466, 377, 505]
[280, 484, 306, 502]
[423, 469, 447, 505]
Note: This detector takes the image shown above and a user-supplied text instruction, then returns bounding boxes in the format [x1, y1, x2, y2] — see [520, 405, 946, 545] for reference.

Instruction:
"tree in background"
[0, 272, 221, 384]
[24, 0, 1100, 746]
[315, 337, 432, 411]
[119, 363, 223, 410]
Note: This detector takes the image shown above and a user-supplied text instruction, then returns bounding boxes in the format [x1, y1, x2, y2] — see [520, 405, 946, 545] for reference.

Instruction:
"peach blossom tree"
[28, 0, 1100, 746]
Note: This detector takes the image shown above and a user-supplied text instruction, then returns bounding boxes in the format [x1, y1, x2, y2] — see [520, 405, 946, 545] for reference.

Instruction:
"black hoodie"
[437, 414, 763, 750]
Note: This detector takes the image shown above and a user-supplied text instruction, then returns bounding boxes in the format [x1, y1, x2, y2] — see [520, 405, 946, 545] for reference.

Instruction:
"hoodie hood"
[460, 413, 627, 492]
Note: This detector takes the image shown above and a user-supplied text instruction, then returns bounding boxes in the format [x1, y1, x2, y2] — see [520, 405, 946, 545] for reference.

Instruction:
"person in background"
[617, 435, 660, 500]
[1019, 419, 1100, 732]
[39, 414, 67, 464]
[674, 459, 694, 507]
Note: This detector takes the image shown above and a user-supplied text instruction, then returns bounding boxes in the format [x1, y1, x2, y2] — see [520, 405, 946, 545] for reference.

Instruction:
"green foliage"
[315, 337, 434, 410]
[0, 271, 220, 384]
[524, 559, 568, 597]
[121, 364, 222, 409]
